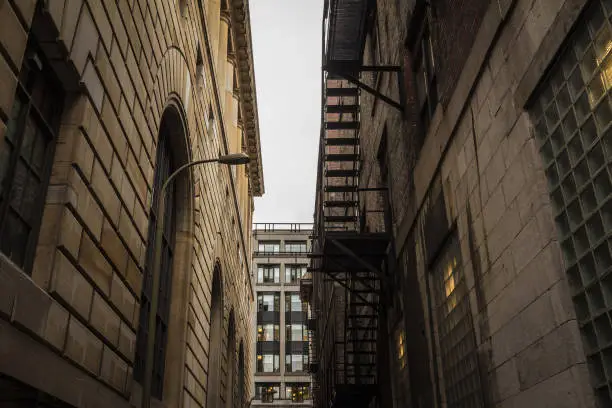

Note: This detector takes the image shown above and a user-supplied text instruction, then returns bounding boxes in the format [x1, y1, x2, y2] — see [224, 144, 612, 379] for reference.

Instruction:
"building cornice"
[230, 0, 265, 196]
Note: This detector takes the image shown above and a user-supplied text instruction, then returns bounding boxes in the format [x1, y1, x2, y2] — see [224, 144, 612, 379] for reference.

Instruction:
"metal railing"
[253, 223, 314, 233]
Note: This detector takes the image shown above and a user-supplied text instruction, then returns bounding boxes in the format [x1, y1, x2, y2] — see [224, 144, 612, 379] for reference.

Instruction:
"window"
[0, 36, 64, 271]
[258, 241, 280, 253]
[255, 383, 280, 401]
[285, 292, 302, 313]
[529, 2, 612, 404]
[285, 264, 307, 284]
[413, 14, 437, 132]
[285, 354, 308, 373]
[134, 128, 177, 398]
[257, 293, 280, 312]
[257, 264, 280, 283]
[432, 236, 483, 407]
[285, 324, 307, 342]
[284, 241, 307, 253]
[257, 324, 280, 341]
[256, 354, 280, 373]
[285, 383, 310, 402]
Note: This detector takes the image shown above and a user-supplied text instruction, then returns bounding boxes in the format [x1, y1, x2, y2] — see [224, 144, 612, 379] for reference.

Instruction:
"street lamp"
[141, 152, 250, 408]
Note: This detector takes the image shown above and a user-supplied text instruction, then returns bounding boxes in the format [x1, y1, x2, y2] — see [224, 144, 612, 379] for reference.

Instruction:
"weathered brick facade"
[0, 1, 262, 408]
[317, 0, 609, 407]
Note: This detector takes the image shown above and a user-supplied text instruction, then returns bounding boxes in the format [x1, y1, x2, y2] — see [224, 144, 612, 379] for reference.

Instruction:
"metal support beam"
[331, 72, 404, 111]
[359, 65, 401, 72]
[324, 272, 375, 307]
[329, 239, 382, 277]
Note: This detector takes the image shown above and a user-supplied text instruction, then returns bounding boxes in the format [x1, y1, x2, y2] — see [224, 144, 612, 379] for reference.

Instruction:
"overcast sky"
[250, 0, 323, 224]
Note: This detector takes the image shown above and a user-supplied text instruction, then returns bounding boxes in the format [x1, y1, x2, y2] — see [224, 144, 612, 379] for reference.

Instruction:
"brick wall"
[0, 0, 260, 407]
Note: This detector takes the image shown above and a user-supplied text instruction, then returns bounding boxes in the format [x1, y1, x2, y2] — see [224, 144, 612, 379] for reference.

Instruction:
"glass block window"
[432, 235, 483, 407]
[529, 1, 612, 403]
[134, 131, 177, 398]
[0, 36, 64, 271]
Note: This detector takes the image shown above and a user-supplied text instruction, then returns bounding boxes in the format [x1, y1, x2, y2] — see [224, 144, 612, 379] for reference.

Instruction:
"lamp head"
[218, 152, 250, 165]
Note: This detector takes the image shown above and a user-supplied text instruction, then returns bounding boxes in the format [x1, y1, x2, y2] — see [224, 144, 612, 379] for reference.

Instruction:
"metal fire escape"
[300, 1, 399, 407]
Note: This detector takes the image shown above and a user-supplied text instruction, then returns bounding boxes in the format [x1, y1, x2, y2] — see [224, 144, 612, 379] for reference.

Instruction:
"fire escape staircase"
[304, 1, 398, 406]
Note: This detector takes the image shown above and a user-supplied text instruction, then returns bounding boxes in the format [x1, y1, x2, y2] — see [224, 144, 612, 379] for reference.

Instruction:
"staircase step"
[326, 121, 359, 130]
[326, 87, 359, 97]
[327, 104, 359, 114]
[324, 200, 358, 207]
[325, 215, 358, 223]
[325, 137, 359, 146]
[325, 185, 358, 192]
[325, 153, 358, 161]
[325, 169, 359, 177]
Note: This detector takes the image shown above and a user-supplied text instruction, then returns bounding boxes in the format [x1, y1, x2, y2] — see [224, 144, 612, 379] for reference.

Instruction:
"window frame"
[0, 36, 64, 272]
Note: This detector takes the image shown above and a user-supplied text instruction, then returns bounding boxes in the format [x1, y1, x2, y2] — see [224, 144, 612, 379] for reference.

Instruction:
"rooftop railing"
[253, 223, 314, 233]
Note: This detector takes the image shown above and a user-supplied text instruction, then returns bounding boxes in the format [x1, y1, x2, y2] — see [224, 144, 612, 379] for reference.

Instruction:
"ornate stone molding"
[230, 0, 265, 196]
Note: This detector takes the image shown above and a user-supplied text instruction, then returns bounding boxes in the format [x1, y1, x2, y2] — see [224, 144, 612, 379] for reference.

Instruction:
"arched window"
[207, 266, 224, 408]
[134, 120, 177, 399]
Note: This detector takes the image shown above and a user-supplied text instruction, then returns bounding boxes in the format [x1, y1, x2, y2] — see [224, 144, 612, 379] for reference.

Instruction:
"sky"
[250, 0, 323, 224]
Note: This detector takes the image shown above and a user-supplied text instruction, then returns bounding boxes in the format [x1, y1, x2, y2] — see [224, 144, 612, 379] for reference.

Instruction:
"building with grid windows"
[303, 1, 612, 408]
[250, 224, 313, 408]
[0, 1, 263, 408]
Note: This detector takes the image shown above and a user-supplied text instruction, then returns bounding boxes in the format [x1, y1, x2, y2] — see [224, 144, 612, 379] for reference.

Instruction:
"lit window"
[257, 324, 280, 341]
[397, 329, 406, 370]
[257, 264, 280, 283]
[285, 264, 307, 283]
[285, 292, 302, 312]
[285, 383, 310, 402]
[256, 354, 280, 373]
[257, 293, 280, 312]
[285, 354, 308, 372]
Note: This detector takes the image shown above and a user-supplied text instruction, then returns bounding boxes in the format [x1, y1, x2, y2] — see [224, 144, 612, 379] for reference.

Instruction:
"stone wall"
[359, 0, 598, 407]
[0, 1, 261, 407]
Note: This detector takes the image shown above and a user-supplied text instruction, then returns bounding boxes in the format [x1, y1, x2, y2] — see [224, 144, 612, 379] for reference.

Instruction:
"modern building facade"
[303, 0, 612, 408]
[0, 1, 263, 408]
[251, 223, 313, 408]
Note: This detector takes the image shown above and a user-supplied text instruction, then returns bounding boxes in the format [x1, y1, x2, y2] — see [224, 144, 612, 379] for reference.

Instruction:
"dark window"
[257, 293, 280, 312]
[284, 241, 307, 253]
[257, 264, 280, 283]
[134, 131, 176, 398]
[285, 264, 307, 284]
[256, 354, 280, 373]
[0, 36, 64, 271]
[413, 15, 437, 133]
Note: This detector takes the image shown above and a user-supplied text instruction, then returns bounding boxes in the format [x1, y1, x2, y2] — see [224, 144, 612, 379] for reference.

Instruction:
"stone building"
[0, 1, 263, 408]
[304, 0, 611, 407]
[250, 223, 313, 408]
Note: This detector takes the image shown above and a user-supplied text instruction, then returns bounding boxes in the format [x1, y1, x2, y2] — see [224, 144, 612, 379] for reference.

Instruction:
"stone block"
[82, 59, 104, 111]
[31, 245, 57, 291]
[69, 169, 104, 239]
[64, 316, 103, 375]
[110, 40, 135, 110]
[86, 0, 112, 52]
[101, 219, 128, 273]
[110, 272, 136, 324]
[102, 0, 127, 56]
[43, 300, 70, 351]
[100, 345, 129, 392]
[90, 291, 120, 345]
[91, 160, 121, 225]
[58, 0, 83, 53]
[0, 1, 27, 68]
[70, 4, 99, 75]
[79, 232, 113, 295]
[101, 99, 128, 166]
[59, 207, 83, 259]
[118, 208, 142, 261]
[510, 215, 545, 274]
[118, 321, 136, 361]
[126, 150, 148, 205]
[86, 112, 113, 172]
[493, 357, 520, 403]
[125, 256, 143, 296]
[50, 250, 94, 319]
[484, 143, 507, 195]
[96, 45, 121, 110]
[11, 0, 36, 28]
[11, 267, 52, 338]
[487, 200, 522, 263]
[483, 182, 506, 235]
[516, 320, 584, 391]
[501, 148, 527, 205]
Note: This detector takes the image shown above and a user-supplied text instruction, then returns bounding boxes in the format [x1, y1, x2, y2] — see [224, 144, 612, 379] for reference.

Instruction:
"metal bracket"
[326, 65, 405, 112]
